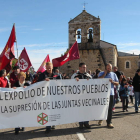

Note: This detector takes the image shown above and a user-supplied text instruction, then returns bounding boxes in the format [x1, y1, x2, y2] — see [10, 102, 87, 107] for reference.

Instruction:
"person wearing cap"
[10, 66, 20, 87]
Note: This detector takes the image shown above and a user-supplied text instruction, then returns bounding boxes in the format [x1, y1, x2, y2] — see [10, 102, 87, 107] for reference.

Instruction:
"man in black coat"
[37, 62, 62, 133]
[132, 69, 140, 113]
[74, 62, 92, 129]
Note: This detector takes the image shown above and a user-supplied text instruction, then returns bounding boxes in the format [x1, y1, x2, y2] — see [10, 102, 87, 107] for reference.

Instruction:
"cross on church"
[83, 1, 88, 10]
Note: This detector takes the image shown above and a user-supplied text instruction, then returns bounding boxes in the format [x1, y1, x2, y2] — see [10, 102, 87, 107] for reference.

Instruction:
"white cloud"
[18, 42, 68, 48]
[117, 42, 140, 47]
[124, 49, 140, 55]
[28, 48, 66, 54]
[20, 32, 27, 33]
[18, 43, 50, 48]
[119, 49, 140, 55]
[16, 26, 28, 28]
[32, 29, 43, 31]
[0, 26, 28, 33]
[0, 28, 10, 33]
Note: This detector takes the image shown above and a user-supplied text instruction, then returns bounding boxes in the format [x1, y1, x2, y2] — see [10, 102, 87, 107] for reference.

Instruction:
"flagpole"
[14, 23, 19, 66]
[16, 41, 19, 66]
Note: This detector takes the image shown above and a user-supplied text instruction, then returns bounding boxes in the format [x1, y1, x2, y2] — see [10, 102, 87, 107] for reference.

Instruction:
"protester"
[62, 73, 67, 79]
[119, 72, 124, 102]
[25, 69, 34, 84]
[13, 72, 30, 135]
[10, 66, 20, 87]
[113, 66, 122, 103]
[130, 77, 133, 81]
[127, 77, 131, 83]
[32, 72, 41, 84]
[132, 69, 140, 113]
[75, 62, 92, 129]
[87, 70, 91, 75]
[54, 69, 62, 79]
[91, 71, 96, 78]
[37, 62, 62, 133]
[113, 66, 121, 80]
[65, 75, 70, 79]
[71, 70, 78, 79]
[128, 82, 134, 104]
[112, 86, 118, 112]
[0, 69, 9, 87]
[119, 78, 129, 112]
[93, 69, 101, 78]
[98, 63, 119, 128]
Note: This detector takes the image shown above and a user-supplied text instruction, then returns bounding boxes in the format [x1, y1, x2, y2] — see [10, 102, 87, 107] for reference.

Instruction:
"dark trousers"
[130, 95, 133, 104]
[122, 96, 128, 110]
[107, 95, 114, 124]
[15, 127, 24, 132]
[46, 126, 51, 130]
[79, 121, 89, 126]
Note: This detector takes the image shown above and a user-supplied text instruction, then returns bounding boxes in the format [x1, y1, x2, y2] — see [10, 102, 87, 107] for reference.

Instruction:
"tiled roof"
[118, 51, 138, 56]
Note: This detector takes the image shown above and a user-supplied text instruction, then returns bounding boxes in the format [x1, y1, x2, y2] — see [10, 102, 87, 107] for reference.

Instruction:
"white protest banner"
[0, 79, 111, 129]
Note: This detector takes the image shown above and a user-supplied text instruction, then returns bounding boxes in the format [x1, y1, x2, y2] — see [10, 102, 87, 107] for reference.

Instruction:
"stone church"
[59, 10, 140, 78]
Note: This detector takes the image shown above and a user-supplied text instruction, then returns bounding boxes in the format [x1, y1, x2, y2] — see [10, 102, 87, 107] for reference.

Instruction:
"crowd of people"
[0, 62, 140, 134]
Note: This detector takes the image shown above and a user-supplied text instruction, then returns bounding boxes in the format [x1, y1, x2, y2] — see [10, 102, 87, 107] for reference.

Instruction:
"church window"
[125, 61, 131, 69]
[87, 28, 93, 42]
[76, 29, 81, 43]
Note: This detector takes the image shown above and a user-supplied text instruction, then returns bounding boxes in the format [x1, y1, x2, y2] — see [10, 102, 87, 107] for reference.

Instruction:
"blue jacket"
[119, 84, 128, 97]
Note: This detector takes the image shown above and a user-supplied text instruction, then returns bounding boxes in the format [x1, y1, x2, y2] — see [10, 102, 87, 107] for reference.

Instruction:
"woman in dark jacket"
[13, 72, 30, 135]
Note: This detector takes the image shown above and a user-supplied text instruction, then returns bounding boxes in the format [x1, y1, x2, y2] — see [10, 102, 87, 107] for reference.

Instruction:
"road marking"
[77, 132, 86, 140]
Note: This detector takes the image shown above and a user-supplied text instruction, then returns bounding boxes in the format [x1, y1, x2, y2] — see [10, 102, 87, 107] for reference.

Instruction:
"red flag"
[37, 54, 50, 73]
[52, 41, 79, 67]
[16, 47, 32, 72]
[0, 24, 16, 73]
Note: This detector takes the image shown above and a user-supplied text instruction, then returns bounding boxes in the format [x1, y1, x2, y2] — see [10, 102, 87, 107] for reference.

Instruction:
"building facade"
[59, 10, 139, 78]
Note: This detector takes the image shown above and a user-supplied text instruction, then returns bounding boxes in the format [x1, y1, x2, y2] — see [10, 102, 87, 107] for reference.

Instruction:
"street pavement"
[0, 102, 140, 140]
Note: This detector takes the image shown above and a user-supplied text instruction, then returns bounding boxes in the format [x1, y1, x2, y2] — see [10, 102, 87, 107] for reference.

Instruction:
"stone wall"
[59, 49, 105, 76]
[101, 47, 117, 67]
[118, 56, 140, 77]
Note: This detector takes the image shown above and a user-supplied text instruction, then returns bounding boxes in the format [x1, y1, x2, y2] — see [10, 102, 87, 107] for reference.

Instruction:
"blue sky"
[0, 0, 140, 70]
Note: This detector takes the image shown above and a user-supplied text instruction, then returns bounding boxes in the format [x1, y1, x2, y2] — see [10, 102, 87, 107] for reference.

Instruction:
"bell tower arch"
[69, 10, 101, 49]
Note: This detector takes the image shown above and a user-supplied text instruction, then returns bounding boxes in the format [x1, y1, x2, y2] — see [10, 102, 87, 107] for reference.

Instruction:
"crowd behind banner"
[0, 62, 140, 135]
